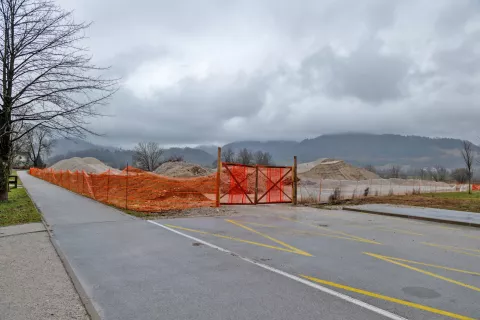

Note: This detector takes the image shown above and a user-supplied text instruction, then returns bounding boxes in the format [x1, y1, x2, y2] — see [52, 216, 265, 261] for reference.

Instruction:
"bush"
[363, 187, 370, 197]
[329, 187, 341, 203]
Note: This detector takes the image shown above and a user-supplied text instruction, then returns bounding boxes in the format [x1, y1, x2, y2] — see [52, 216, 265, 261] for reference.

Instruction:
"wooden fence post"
[216, 147, 221, 207]
[125, 164, 129, 210]
[106, 169, 110, 204]
[293, 156, 297, 205]
[254, 165, 259, 204]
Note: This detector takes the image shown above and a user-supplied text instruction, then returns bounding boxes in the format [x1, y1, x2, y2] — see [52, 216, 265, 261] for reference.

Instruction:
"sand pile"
[299, 158, 379, 181]
[155, 161, 214, 178]
[50, 157, 115, 173]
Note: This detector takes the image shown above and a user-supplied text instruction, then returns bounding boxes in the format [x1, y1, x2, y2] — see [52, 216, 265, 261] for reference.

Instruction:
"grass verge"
[315, 192, 480, 212]
[315, 192, 480, 213]
[0, 188, 42, 227]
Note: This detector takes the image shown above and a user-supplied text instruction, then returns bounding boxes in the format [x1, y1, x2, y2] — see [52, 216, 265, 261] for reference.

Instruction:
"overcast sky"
[59, 0, 480, 147]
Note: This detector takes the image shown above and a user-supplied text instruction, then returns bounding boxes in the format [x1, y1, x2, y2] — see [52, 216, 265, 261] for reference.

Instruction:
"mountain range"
[49, 133, 479, 169]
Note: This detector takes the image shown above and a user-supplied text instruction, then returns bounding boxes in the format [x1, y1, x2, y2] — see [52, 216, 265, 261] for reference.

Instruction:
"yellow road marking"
[276, 216, 381, 244]
[225, 219, 311, 256]
[422, 242, 480, 257]
[238, 221, 382, 244]
[301, 275, 474, 320]
[422, 242, 480, 253]
[164, 224, 312, 256]
[363, 253, 480, 276]
[365, 252, 480, 292]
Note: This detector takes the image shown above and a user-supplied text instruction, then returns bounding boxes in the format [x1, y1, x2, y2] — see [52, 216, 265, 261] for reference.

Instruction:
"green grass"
[326, 191, 480, 214]
[421, 191, 480, 200]
[0, 188, 42, 227]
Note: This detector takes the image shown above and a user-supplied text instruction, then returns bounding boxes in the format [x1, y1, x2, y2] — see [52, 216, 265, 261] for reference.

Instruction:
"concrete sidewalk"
[19, 172, 391, 320]
[0, 223, 88, 320]
[344, 204, 480, 227]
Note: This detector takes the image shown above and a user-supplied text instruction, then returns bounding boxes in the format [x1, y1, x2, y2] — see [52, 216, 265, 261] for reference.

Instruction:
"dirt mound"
[154, 161, 214, 177]
[299, 158, 379, 181]
[50, 157, 115, 173]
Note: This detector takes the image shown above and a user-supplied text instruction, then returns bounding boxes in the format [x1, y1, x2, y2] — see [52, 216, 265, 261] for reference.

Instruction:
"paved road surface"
[19, 171, 390, 320]
[345, 204, 480, 227]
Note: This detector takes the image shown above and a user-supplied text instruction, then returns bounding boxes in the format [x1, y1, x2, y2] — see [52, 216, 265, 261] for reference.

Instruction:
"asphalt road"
[157, 206, 480, 320]
[20, 171, 392, 320]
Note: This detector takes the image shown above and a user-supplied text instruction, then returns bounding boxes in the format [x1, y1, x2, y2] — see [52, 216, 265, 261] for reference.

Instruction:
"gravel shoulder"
[0, 225, 89, 320]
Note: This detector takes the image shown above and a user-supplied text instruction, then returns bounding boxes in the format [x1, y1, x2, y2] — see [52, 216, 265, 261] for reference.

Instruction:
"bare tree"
[221, 148, 235, 163]
[389, 165, 401, 178]
[451, 168, 468, 184]
[434, 165, 448, 182]
[254, 151, 273, 165]
[236, 148, 253, 165]
[0, 0, 117, 200]
[417, 168, 428, 180]
[134, 142, 164, 171]
[22, 126, 54, 167]
[461, 140, 474, 194]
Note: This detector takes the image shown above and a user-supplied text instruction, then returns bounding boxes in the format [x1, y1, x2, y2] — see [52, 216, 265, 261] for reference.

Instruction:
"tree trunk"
[0, 136, 11, 201]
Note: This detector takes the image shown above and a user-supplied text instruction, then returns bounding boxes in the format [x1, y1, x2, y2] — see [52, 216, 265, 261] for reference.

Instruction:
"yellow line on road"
[225, 219, 312, 256]
[365, 253, 480, 292]
[301, 275, 474, 320]
[276, 216, 381, 244]
[363, 253, 480, 276]
[238, 221, 383, 244]
[164, 224, 312, 256]
[422, 242, 480, 257]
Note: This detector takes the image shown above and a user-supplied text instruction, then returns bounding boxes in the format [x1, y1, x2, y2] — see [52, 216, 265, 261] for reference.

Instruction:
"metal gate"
[220, 163, 294, 205]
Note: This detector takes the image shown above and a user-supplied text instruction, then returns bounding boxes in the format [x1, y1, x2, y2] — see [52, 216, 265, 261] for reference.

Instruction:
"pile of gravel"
[50, 157, 115, 173]
[154, 161, 214, 178]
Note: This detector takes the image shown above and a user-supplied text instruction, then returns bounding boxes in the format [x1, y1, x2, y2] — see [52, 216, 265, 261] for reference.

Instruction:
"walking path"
[344, 204, 480, 227]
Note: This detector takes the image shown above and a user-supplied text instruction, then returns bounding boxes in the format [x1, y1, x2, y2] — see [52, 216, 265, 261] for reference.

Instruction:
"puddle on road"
[402, 286, 441, 299]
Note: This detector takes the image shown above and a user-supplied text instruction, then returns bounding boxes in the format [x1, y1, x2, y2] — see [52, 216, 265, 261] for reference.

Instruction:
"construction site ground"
[19, 171, 480, 320]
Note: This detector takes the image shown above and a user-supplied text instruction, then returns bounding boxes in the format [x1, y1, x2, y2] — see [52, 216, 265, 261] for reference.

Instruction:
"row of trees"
[363, 140, 477, 194]
[221, 148, 274, 166]
[133, 142, 185, 171]
[365, 163, 468, 183]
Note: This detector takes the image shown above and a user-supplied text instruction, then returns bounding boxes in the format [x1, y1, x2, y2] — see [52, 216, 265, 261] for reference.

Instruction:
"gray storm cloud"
[58, 0, 480, 147]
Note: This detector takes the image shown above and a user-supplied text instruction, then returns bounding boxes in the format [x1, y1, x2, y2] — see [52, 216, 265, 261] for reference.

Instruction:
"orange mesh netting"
[29, 166, 216, 212]
[220, 163, 293, 204]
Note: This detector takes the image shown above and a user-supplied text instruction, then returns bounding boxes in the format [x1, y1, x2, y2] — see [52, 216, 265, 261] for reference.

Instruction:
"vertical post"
[125, 163, 129, 210]
[318, 179, 323, 203]
[254, 165, 259, 204]
[293, 156, 297, 205]
[216, 147, 221, 207]
[106, 169, 110, 204]
[82, 171, 85, 195]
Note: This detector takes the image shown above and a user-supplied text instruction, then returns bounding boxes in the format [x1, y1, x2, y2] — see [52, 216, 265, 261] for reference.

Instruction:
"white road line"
[147, 220, 408, 320]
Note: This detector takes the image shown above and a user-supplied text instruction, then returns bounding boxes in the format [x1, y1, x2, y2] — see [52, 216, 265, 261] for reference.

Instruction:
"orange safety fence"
[471, 184, 480, 191]
[29, 166, 216, 212]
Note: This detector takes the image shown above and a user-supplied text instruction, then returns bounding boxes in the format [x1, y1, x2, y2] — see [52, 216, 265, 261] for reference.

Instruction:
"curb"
[21, 175, 102, 320]
[343, 207, 480, 228]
